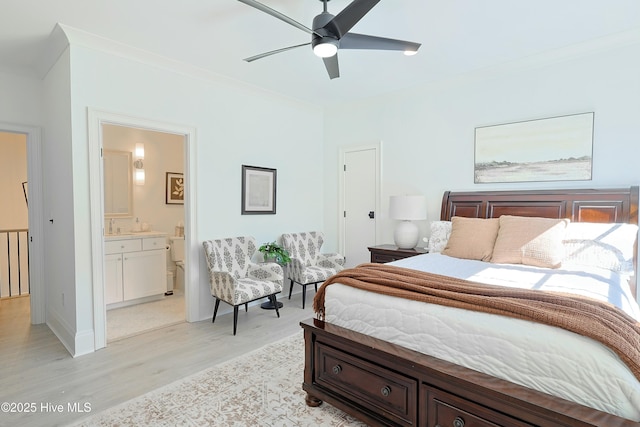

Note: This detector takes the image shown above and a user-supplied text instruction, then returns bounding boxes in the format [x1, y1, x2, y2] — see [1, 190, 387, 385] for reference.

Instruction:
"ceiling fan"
[237, 0, 421, 79]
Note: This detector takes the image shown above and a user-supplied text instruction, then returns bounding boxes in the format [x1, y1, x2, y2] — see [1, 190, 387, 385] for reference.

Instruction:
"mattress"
[323, 253, 640, 421]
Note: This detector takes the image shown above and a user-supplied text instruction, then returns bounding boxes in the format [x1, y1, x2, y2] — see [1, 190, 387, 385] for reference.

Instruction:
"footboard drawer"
[427, 387, 534, 427]
[315, 342, 417, 426]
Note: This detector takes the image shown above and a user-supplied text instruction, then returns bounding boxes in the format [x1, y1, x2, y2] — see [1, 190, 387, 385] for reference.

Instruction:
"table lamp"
[389, 195, 427, 249]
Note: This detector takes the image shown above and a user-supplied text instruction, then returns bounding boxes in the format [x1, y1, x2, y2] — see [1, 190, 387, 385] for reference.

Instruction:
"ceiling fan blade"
[323, 55, 340, 79]
[237, 0, 321, 37]
[324, 0, 380, 38]
[243, 42, 310, 62]
[340, 33, 421, 52]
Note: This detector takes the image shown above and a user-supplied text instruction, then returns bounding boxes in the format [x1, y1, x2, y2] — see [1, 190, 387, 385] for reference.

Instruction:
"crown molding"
[52, 24, 319, 109]
[35, 24, 70, 79]
[41, 23, 640, 105]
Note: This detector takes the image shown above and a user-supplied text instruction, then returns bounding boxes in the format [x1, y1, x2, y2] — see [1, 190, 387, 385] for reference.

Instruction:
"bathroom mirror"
[103, 150, 133, 218]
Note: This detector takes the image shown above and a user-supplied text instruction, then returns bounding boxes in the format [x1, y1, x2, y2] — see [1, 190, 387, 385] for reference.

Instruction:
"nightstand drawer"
[372, 252, 402, 263]
[368, 245, 428, 263]
[315, 342, 417, 426]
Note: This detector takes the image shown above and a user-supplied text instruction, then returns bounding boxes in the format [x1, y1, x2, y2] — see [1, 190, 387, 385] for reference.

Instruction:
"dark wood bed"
[301, 187, 640, 427]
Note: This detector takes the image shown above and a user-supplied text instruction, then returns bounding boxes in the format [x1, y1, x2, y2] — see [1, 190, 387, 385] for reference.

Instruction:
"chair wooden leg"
[272, 295, 280, 318]
[212, 298, 221, 323]
[233, 306, 239, 336]
[288, 279, 294, 299]
[245, 303, 248, 312]
[301, 284, 307, 309]
[315, 283, 318, 292]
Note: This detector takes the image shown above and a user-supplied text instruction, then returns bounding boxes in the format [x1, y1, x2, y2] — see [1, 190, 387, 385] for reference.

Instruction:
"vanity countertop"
[104, 231, 167, 240]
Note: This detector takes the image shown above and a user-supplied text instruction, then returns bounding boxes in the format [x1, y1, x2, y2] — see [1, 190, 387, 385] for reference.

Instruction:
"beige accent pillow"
[491, 216, 569, 268]
[442, 217, 500, 261]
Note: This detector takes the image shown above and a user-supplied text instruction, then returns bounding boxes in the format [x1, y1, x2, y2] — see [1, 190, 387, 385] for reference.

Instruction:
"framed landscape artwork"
[241, 165, 276, 215]
[474, 112, 594, 183]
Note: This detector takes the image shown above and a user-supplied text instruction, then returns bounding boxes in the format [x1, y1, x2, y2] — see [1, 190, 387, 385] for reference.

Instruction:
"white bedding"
[323, 253, 640, 421]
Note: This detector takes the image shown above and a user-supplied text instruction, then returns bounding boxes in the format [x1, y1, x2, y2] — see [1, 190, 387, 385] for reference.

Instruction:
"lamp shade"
[135, 142, 145, 159]
[389, 195, 427, 220]
[134, 168, 145, 186]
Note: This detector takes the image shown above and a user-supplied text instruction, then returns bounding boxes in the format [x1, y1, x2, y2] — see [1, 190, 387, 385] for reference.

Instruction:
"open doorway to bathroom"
[102, 124, 186, 342]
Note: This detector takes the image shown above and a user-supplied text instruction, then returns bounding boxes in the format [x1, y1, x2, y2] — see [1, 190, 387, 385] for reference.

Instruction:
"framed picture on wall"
[241, 165, 276, 215]
[474, 112, 594, 183]
[166, 172, 184, 204]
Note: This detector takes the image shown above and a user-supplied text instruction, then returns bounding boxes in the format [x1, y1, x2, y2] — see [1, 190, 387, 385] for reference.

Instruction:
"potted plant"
[259, 241, 291, 265]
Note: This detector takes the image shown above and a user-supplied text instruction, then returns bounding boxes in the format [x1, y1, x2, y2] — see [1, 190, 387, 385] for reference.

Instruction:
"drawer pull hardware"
[380, 386, 391, 397]
[453, 416, 465, 427]
[332, 365, 342, 375]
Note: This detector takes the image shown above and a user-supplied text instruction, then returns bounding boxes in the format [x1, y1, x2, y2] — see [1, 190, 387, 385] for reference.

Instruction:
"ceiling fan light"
[404, 49, 418, 56]
[313, 41, 338, 58]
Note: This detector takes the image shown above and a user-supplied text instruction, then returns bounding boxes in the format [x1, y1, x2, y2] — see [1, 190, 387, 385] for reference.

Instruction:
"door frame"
[88, 109, 198, 350]
[0, 122, 45, 324]
[338, 142, 382, 257]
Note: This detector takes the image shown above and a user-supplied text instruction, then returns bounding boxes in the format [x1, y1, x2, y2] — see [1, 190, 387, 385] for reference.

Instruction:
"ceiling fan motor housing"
[311, 12, 339, 50]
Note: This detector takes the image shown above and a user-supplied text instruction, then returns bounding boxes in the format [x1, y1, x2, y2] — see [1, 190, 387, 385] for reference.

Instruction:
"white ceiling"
[2, 0, 640, 106]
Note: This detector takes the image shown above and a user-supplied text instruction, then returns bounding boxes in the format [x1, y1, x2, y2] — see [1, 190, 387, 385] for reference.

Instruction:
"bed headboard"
[441, 187, 639, 224]
[440, 186, 639, 297]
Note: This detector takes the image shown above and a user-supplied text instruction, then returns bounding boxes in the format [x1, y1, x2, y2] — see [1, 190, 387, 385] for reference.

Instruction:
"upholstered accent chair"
[202, 236, 283, 335]
[281, 231, 345, 309]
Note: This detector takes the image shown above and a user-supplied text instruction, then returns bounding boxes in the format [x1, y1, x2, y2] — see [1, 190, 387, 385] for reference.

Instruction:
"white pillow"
[428, 221, 452, 253]
[562, 222, 638, 274]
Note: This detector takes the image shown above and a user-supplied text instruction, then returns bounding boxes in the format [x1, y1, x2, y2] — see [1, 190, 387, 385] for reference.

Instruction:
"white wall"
[41, 47, 83, 354]
[62, 39, 325, 353]
[323, 40, 640, 247]
[0, 70, 42, 125]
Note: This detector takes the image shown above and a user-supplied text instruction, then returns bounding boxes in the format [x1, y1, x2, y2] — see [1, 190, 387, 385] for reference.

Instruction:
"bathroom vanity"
[104, 232, 167, 308]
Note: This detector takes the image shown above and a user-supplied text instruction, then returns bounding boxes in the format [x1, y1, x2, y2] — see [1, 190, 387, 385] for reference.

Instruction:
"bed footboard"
[301, 318, 639, 427]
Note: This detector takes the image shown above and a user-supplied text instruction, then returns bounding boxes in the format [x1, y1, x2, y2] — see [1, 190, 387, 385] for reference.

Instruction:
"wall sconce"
[134, 143, 145, 185]
[389, 195, 427, 249]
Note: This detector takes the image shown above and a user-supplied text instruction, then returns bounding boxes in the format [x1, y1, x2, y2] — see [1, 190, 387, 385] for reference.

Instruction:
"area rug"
[72, 332, 367, 426]
[107, 291, 185, 342]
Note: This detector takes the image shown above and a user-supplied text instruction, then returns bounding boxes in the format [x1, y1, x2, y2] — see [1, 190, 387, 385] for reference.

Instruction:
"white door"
[342, 145, 379, 267]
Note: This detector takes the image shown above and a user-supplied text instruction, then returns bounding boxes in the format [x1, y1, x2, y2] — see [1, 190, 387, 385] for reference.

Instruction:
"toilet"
[169, 236, 185, 292]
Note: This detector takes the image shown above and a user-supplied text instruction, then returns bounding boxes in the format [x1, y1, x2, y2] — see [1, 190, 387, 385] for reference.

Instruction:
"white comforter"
[323, 253, 640, 421]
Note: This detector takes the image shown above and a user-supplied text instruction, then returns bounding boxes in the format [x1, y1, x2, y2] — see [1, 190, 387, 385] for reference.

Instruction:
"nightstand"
[368, 244, 428, 263]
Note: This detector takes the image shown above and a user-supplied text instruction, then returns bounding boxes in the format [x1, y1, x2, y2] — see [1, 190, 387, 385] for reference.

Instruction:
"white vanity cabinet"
[105, 234, 167, 307]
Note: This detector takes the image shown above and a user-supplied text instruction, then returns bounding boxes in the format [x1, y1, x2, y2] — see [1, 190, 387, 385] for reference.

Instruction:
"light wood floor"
[0, 291, 315, 427]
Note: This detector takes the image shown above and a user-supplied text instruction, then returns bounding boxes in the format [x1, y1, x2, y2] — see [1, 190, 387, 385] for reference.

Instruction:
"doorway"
[101, 124, 186, 342]
[0, 124, 44, 325]
[0, 131, 29, 301]
[88, 109, 198, 350]
[339, 143, 381, 267]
